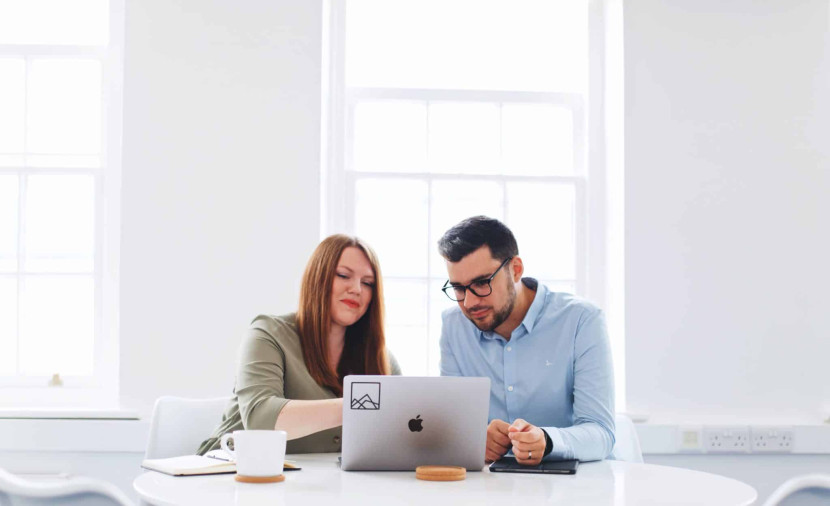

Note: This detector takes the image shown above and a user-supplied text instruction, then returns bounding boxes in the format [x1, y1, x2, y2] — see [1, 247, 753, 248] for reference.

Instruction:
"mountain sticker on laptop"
[350, 382, 381, 410]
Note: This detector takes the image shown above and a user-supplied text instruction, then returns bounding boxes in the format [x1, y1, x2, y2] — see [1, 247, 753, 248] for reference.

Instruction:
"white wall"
[624, 0, 830, 422]
[7, 1, 830, 503]
[120, 0, 324, 418]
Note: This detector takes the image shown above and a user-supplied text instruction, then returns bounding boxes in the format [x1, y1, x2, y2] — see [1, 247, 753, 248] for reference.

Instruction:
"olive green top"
[197, 313, 401, 455]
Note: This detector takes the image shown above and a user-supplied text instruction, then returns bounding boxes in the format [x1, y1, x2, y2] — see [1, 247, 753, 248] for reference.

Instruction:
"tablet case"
[489, 457, 579, 475]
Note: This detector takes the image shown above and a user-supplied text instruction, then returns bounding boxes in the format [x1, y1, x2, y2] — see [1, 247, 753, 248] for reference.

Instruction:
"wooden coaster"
[415, 465, 466, 482]
[235, 474, 285, 484]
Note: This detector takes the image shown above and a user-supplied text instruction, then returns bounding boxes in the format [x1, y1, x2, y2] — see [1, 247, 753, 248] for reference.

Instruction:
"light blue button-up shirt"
[439, 278, 615, 462]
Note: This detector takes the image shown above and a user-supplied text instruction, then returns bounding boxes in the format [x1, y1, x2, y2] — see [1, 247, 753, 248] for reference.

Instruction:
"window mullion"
[425, 177, 433, 372]
[16, 174, 26, 377]
[348, 87, 581, 105]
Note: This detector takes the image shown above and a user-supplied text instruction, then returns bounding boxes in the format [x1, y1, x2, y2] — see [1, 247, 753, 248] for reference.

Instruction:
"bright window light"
[332, 0, 592, 376]
[0, 0, 109, 45]
[0, 0, 121, 404]
[346, 0, 587, 92]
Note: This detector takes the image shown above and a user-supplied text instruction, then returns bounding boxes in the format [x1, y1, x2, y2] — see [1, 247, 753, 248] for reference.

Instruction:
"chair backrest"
[0, 468, 133, 506]
[611, 413, 644, 463]
[144, 396, 231, 460]
[763, 474, 830, 506]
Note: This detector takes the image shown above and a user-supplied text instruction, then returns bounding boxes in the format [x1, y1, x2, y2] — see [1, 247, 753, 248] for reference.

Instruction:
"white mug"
[220, 430, 287, 477]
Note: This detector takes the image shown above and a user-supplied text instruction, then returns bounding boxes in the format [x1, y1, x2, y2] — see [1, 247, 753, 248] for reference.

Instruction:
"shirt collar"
[477, 278, 546, 341]
[519, 278, 545, 334]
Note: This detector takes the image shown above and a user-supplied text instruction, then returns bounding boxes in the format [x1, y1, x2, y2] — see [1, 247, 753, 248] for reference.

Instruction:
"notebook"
[141, 450, 300, 476]
[141, 454, 236, 476]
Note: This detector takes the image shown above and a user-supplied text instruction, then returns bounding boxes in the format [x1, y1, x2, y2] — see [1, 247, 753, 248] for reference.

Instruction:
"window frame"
[0, 0, 124, 407]
[324, 0, 616, 386]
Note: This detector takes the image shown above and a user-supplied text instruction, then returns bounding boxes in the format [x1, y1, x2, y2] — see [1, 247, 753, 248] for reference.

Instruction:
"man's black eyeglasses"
[441, 257, 513, 302]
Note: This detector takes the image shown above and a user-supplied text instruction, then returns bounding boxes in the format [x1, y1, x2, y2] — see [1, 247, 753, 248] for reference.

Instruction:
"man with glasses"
[438, 216, 615, 465]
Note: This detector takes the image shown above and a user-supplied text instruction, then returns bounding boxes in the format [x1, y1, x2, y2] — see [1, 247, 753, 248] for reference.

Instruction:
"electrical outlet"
[677, 426, 704, 452]
[704, 427, 751, 453]
[751, 427, 794, 453]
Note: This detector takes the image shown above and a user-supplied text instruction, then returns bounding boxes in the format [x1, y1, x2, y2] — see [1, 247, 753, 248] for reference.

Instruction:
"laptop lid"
[341, 375, 490, 471]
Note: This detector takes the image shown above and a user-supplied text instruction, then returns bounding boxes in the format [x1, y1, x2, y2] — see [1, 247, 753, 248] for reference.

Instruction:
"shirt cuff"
[542, 429, 553, 457]
[244, 396, 289, 430]
[541, 427, 572, 460]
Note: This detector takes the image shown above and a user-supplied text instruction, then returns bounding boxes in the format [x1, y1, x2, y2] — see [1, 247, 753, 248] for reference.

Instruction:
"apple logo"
[408, 415, 424, 432]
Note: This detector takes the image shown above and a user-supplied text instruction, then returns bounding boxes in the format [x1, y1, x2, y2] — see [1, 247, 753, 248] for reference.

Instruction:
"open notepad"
[141, 450, 299, 477]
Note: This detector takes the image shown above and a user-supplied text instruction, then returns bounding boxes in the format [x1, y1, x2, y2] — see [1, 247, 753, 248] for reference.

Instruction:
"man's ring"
[528, 450, 532, 459]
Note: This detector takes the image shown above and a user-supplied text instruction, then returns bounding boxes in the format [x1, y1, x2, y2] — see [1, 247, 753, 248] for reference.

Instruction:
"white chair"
[763, 474, 830, 506]
[0, 468, 133, 506]
[144, 396, 231, 459]
[611, 413, 644, 463]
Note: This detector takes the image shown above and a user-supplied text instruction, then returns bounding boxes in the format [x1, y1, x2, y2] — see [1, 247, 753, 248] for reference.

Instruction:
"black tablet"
[489, 457, 579, 475]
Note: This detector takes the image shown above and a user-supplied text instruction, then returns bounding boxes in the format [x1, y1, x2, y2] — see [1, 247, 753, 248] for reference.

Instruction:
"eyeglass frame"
[441, 256, 513, 302]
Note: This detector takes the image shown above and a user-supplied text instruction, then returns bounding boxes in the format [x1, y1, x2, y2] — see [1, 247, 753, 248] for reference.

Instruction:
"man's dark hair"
[437, 216, 519, 262]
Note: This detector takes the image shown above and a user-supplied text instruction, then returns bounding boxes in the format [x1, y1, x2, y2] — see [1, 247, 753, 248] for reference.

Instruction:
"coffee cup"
[220, 430, 287, 479]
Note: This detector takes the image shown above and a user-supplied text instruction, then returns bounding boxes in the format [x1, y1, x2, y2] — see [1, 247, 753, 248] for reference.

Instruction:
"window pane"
[384, 279, 427, 327]
[27, 59, 102, 155]
[24, 175, 95, 273]
[355, 178, 428, 277]
[540, 279, 576, 295]
[430, 180, 503, 277]
[353, 101, 427, 173]
[428, 102, 499, 174]
[0, 176, 18, 272]
[386, 325, 427, 376]
[0, 0, 109, 45]
[19, 275, 94, 376]
[506, 183, 576, 280]
[502, 104, 574, 176]
[0, 58, 25, 156]
[346, 0, 587, 92]
[0, 277, 17, 375]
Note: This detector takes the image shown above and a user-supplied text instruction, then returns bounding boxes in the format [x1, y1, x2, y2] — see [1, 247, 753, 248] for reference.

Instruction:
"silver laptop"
[341, 375, 490, 471]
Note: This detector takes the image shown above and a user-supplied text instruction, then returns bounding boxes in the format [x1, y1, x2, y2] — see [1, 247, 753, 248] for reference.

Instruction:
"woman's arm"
[274, 398, 343, 440]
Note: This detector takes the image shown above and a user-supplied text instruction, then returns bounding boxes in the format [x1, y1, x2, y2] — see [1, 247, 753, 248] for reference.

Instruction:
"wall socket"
[751, 427, 794, 453]
[703, 426, 751, 453]
[678, 426, 704, 452]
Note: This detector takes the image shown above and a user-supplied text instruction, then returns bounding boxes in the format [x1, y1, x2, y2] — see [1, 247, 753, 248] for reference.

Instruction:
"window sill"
[0, 417, 149, 453]
[0, 408, 138, 420]
[0, 385, 118, 408]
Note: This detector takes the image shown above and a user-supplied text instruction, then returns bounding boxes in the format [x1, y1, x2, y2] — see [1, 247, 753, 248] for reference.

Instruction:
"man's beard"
[468, 278, 516, 332]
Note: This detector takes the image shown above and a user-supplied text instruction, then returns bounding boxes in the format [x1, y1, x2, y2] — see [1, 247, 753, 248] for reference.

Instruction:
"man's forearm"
[542, 422, 614, 462]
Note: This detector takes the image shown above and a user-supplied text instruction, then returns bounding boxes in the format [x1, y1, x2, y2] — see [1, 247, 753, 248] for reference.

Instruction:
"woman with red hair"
[199, 235, 399, 454]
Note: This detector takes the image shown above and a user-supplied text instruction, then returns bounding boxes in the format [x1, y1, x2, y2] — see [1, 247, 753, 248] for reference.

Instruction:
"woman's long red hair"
[296, 235, 389, 396]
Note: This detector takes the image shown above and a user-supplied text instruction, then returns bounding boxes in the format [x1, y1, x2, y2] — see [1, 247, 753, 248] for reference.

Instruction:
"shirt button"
[506, 346, 512, 352]
[334, 436, 341, 444]
[508, 386, 514, 392]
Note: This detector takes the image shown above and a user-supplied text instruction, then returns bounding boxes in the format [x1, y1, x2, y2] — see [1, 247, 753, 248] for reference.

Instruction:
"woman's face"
[330, 246, 375, 329]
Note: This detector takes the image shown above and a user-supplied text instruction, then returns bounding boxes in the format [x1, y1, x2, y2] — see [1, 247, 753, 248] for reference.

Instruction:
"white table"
[134, 453, 757, 506]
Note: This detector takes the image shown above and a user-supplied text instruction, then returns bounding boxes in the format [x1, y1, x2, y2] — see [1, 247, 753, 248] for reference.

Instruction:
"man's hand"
[508, 419, 545, 466]
[485, 419, 511, 463]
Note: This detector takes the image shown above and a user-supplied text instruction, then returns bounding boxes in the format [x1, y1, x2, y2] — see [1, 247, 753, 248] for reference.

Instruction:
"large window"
[0, 0, 123, 406]
[328, 0, 610, 381]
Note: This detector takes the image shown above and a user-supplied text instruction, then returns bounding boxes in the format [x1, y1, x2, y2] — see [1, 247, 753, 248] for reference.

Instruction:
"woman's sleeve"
[235, 326, 291, 430]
